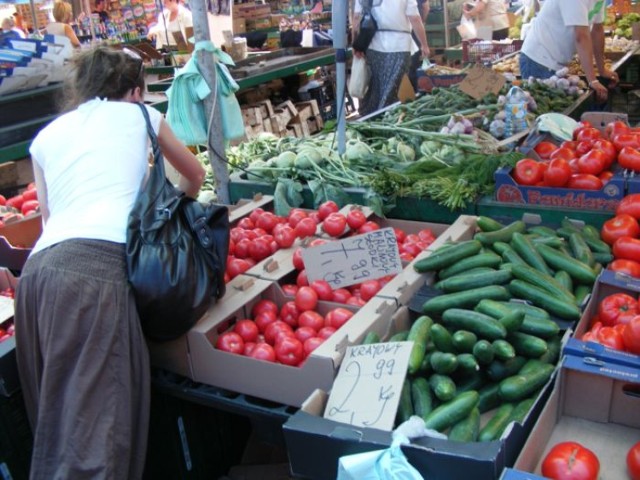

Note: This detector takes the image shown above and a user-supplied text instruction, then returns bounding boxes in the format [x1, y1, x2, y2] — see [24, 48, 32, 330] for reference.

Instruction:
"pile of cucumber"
[379, 216, 607, 441]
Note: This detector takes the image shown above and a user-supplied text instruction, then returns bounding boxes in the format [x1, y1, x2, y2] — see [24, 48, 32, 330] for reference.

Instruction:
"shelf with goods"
[425, 0, 465, 50]
[97, 0, 157, 40]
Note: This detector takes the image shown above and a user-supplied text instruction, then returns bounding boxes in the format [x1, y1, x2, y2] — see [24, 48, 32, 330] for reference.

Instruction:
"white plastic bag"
[456, 15, 477, 40]
[348, 56, 370, 99]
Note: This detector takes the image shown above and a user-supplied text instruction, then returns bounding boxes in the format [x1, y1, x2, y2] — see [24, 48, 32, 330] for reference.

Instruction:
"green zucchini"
[422, 286, 510, 316]
[414, 240, 483, 273]
[423, 391, 479, 432]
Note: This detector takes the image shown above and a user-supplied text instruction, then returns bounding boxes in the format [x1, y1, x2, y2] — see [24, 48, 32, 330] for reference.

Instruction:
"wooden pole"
[189, 0, 231, 204]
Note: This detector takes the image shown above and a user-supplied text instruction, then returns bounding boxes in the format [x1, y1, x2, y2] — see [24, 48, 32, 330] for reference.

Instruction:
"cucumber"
[498, 309, 526, 333]
[507, 332, 549, 358]
[422, 286, 510, 316]
[389, 330, 410, 342]
[508, 397, 536, 425]
[448, 407, 480, 442]
[538, 336, 562, 365]
[569, 232, 595, 267]
[438, 253, 503, 280]
[492, 339, 516, 360]
[441, 309, 508, 340]
[475, 299, 512, 318]
[501, 246, 528, 266]
[491, 241, 511, 255]
[574, 284, 592, 306]
[408, 316, 433, 375]
[478, 403, 515, 442]
[476, 299, 557, 338]
[423, 391, 479, 432]
[456, 353, 480, 374]
[411, 377, 434, 419]
[429, 374, 457, 402]
[362, 331, 380, 345]
[434, 269, 512, 293]
[556, 226, 581, 240]
[581, 224, 602, 241]
[498, 361, 555, 402]
[419, 351, 434, 374]
[414, 240, 483, 273]
[397, 379, 414, 424]
[486, 356, 528, 382]
[526, 225, 559, 237]
[583, 235, 611, 254]
[456, 371, 486, 393]
[452, 330, 478, 353]
[477, 382, 501, 413]
[593, 252, 614, 265]
[502, 301, 551, 320]
[530, 236, 565, 248]
[473, 339, 495, 365]
[474, 221, 527, 246]
[554, 270, 574, 293]
[519, 316, 561, 339]
[430, 351, 459, 375]
[510, 232, 554, 276]
[510, 264, 576, 304]
[476, 216, 505, 232]
[536, 244, 597, 285]
[508, 280, 581, 320]
[430, 324, 454, 352]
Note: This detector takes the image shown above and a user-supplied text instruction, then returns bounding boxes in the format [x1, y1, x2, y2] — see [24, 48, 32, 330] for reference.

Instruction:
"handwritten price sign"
[301, 227, 403, 289]
[324, 341, 412, 431]
[459, 65, 506, 100]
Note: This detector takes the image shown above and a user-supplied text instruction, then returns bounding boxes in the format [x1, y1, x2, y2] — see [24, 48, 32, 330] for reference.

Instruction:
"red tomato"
[237, 217, 254, 230]
[357, 221, 381, 234]
[346, 209, 367, 230]
[234, 238, 252, 259]
[309, 238, 327, 247]
[294, 326, 317, 343]
[254, 311, 278, 333]
[287, 209, 308, 228]
[298, 310, 325, 331]
[216, 332, 245, 354]
[400, 252, 415, 262]
[541, 441, 600, 480]
[610, 258, 640, 278]
[595, 326, 624, 349]
[281, 284, 299, 296]
[550, 147, 577, 162]
[616, 194, 640, 220]
[576, 150, 606, 175]
[303, 337, 325, 355]
[601, 214, 640, 245]
[623, 316, 640, 354]
[418, 228, 436, 244]
[513, 159, 544, 186]
[401, 242, 422, 257]
[274, 225, 296, 248]
[227, 258, 251, 279]
[605, 120, 630, 140]
[233, 319, 259, 343]
[613, 236, 640, 262]
[295, 286, 318, 311]
[274, 336, 304, 365]
[264, 320, 294, 345]
[576, 127, 602, 143]
[619, 146, 640, 172]
[249, 237, 272, 262]
[599, 170, 614, 184]
[324, 307, 354, 329]
[22, 189, 38, 201]
[252, 299, 279, 318]
[5, 195, 24, 210]
[294, 217, 317, 238]
[627, 441, 640, 480]
[561, 141, 579, 151]
[544, 158, 572, 187]
[598, 293, 639, 326]
[255, 211, 278, 233]
[249, 343, 276, 362]
[346, 296, 367, 307]
[322, 212, 347, 237]
[533, 141, 557, 160]
[592, 139, 616, 167]
[331, 288, 351, 303]
[310, 280, 333, 301]
[244, 342, 257, 356]
[317, 326, 336, 339]
[292, 247, 305, 270]
[0, 194, 5, 206]
[249, 207, 265, 225]
[575, 141, 593, 156]
[393, 228, 407, 244]
[279, 301, 300, 328]
[359, 279, 382, 301]
[317, 200, 339, 220]
[296, 269, 309, 287]
[567, 174, 603, 190]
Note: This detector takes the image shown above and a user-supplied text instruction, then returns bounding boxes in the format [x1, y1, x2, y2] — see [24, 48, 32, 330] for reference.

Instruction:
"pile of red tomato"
[279, 222, 437, 307]
[512, 119, 640, 190]
[0, 183, 39, 228]
[601, 194, 640, 278]
[215, 294, 355, 367]
[581, 292, 640, 355]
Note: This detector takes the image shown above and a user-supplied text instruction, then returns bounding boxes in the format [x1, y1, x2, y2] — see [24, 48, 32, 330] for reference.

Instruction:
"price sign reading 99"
[301, 227, 403, 289]
[323, 341, 413, 431]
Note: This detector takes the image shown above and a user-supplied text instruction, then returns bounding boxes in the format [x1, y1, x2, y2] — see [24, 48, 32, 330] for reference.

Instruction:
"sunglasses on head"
[122, 47, 144, 81]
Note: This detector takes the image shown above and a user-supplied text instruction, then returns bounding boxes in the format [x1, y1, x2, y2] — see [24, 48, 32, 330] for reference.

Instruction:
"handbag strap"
[136, 103, 165, 178]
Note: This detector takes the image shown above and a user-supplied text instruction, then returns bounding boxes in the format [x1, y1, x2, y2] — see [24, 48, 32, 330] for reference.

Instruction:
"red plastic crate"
[462, 39, 523, 64]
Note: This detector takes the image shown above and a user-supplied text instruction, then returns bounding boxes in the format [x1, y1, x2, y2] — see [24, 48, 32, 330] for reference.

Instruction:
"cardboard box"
[0, 268, 18, 397]
[233, 17, 246, 34]
[187, 279, 397, 406]
[564, 269, 640, 369]
[0, 213, 43, 271]
[508, 355, 640, 479]
[284, 305, 557, 480]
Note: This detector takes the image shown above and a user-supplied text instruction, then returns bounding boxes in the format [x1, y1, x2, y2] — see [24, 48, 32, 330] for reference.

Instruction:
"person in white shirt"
[519, 0, 618, 102]
[1, 17, 26, 39]
[147, 0, 193, 50]
[15, 46, 204, 480]
[46, 1, 81, 48]
[463, 0, 510, 40]
[352, 0, 430, 116]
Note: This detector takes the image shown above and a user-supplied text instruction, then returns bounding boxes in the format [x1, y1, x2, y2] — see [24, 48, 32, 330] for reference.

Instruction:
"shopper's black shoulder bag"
[352, 0, 378, 52]
[126, 103, 229, 342]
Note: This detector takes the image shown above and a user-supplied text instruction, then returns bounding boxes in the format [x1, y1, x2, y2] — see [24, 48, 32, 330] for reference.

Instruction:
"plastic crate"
[462, 39, 523, 64]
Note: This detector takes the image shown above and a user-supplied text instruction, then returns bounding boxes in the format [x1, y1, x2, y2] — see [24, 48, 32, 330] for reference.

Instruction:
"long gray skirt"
[15, 239, 150, 480]
[358, 49, 411, 117]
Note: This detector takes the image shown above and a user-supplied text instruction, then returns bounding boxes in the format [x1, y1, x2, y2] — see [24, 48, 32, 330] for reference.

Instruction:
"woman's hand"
[601, 69, 619, 88]
[421, 44, 430, 59]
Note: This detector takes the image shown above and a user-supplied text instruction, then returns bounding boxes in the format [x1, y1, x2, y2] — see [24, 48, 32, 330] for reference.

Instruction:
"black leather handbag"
[352, 0, 378, 52]
[126, 104, 229, 342]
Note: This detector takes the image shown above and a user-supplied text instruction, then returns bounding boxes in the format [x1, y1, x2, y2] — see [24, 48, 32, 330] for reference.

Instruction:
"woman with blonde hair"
[47, 1, 81, 47]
